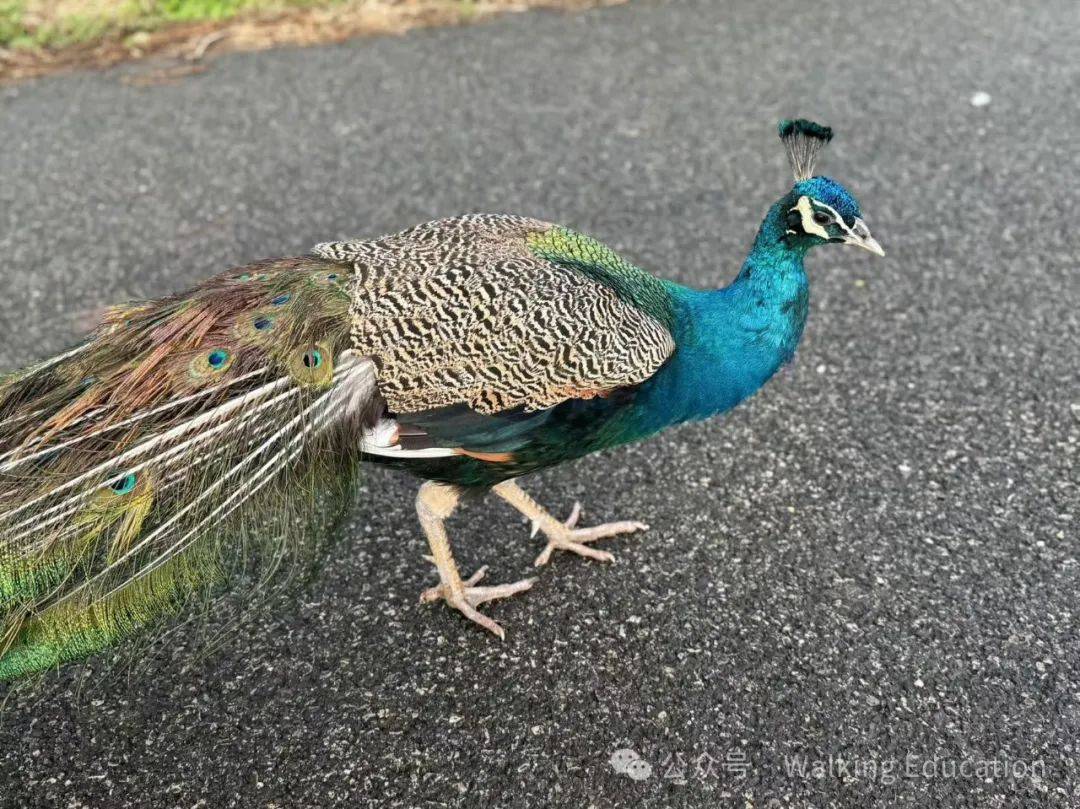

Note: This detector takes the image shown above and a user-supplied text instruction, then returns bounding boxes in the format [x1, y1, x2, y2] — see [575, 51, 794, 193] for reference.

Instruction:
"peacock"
[0, 120, 882, 681]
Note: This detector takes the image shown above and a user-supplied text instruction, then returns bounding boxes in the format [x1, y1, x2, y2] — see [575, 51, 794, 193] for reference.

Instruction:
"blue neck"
[635, 200, 811, 429]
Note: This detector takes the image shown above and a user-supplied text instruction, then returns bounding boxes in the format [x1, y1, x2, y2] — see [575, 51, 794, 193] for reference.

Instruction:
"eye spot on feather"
[271, 293, 291, 306]
[189, 348, 232, 378]
[108, 473, 138, 495]
[237, 271, 272, 283]
[288, 343, 333, 387]
[232, 312, 276, 342]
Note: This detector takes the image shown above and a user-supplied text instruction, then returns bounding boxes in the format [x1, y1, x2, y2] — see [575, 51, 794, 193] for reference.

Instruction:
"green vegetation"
[0, 0, 343, 50]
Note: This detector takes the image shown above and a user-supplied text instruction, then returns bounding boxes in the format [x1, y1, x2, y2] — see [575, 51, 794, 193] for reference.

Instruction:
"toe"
[563, 501, 582, 529]
[463, 566, 488, 586]
[464, 578, 536, 605]
[568, 543, 616, 563]
[534, 544, 556, 567]
[572, 520, 649, 541]
[419, 584, 443, 603]
[424, 575, 533, 638]
[453, 598, 506, 640]
[534, 540, 615, 566]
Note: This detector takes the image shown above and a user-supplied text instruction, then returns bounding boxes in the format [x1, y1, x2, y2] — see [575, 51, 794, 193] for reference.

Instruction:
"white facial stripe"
[793, 196, 863, 242]
[813, 200, 858, 238]
[795, 196, 831, 240]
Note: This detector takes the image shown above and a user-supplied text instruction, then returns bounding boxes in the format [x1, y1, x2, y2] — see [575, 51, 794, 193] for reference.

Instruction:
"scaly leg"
[416, 481, 535, 639]
[493, 480, 649, 567]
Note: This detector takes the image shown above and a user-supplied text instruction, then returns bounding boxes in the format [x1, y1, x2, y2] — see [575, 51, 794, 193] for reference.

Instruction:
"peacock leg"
[492, 480, 649, 567]
[416, 481, 535, 639]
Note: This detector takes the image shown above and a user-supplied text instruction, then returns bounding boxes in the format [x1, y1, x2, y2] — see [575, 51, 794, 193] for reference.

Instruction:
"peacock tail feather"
[0, 257, 375, 681]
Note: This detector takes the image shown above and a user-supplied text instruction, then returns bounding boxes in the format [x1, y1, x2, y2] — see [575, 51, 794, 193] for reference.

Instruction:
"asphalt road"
[1, 0, 1079, 806]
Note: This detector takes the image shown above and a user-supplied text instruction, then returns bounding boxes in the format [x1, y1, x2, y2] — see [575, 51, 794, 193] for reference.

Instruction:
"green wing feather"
[0, 258, 371, 681]
[526, 226, 676, 331]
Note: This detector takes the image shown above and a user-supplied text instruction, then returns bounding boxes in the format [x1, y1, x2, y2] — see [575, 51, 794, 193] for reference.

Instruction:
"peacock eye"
[813, 211, 831, 226]
[109, 473, 138, 495]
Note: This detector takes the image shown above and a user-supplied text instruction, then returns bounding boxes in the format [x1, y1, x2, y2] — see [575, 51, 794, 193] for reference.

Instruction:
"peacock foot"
[530, 501, 649, 567]
[419, 561, 536, 640]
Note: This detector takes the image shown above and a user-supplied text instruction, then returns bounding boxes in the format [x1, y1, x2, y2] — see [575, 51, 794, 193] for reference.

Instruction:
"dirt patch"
[0, 0, 626, 84]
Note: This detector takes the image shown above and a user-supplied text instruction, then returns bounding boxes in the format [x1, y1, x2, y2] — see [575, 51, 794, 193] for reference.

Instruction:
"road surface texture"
[1, 0, 1078, 806]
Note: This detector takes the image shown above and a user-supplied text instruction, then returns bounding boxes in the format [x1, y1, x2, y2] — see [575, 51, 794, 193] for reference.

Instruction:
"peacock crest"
[778, 118, 833, 181]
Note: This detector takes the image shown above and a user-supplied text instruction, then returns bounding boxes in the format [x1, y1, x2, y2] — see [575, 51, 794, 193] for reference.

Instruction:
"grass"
[0, 0, 619, 82]
[0, 0, 348, 50]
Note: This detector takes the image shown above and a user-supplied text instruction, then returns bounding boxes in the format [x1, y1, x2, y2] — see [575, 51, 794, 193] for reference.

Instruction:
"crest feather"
[778, 118, 833, 181]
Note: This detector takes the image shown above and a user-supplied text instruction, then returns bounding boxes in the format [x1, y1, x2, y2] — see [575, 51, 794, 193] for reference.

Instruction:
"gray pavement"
[1, 0, 1079, 806]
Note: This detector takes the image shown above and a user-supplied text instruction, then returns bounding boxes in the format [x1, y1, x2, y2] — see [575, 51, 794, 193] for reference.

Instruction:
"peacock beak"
[843, 217, 885, 257]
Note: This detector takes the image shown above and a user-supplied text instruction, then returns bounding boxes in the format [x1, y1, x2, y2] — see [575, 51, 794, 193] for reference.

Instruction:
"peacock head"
[776, 119, 884, 257]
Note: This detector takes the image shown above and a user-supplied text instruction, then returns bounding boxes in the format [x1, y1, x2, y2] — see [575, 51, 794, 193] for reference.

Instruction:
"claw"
[534, 519, 649, 567]
[420, 565, 536, 639]
[492, 481, 649, 572]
